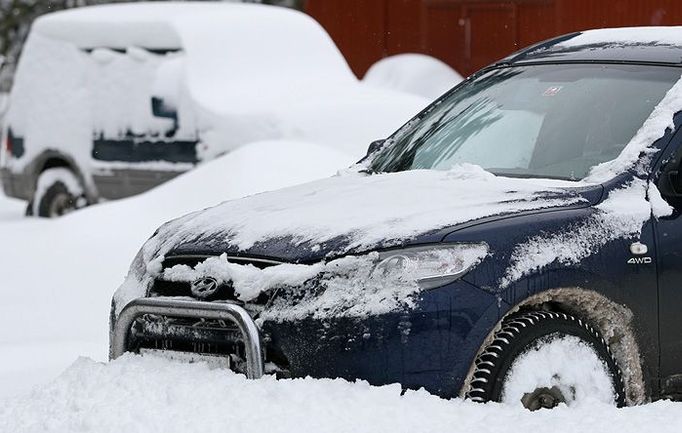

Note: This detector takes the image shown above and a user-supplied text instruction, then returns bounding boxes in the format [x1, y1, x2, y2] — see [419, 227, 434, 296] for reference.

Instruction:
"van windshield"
[371, 64, 681, 180]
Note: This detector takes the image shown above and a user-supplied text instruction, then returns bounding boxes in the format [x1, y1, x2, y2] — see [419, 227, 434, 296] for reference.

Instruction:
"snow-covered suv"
[0, 3, 425, 217]
[111, 28, 682, 410]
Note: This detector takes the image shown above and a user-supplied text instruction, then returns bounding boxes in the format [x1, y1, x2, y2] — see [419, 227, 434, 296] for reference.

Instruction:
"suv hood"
[142, 164, 593, 266]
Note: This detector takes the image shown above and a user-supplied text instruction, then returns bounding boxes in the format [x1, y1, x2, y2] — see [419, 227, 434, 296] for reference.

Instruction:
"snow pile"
[648, 181, 675, 218]
[0, 139, 353, 398]
[2, 354, 682, 433]
[163, 253, 326, 303]
[501, 179, 670, 287]
[501, 335, 616, 406]
[363, 53, 464, 100]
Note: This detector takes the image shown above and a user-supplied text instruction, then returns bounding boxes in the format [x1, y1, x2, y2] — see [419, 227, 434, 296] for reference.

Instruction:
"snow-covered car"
[363, 53, 464, 100]
[111, 28, 682, 410]
[0, 3, 426, 217]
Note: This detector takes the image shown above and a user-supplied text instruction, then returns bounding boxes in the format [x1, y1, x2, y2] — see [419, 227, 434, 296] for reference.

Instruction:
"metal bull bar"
[111, 298, 265, 379]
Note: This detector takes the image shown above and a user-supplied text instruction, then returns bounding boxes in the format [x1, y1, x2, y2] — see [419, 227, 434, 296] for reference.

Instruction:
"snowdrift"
[1, 354, 681, 433]
[363, 53, 464, 100]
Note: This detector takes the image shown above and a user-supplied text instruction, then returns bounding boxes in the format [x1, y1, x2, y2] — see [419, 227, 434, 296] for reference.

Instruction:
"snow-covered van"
[111, 27, 682, 410]
[0, 3, 426, 217]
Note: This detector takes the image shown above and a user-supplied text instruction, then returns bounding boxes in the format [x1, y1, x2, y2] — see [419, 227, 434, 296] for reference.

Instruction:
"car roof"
[501, 27, 682, 66]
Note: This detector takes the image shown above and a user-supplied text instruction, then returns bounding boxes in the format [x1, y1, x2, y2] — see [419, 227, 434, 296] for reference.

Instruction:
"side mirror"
[658, 154, 682, 208]
[151, 96, 178, 136]
[366, 139, 385, 157]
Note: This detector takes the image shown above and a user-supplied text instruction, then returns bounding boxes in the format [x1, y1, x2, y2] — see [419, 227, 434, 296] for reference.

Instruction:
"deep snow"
[2, 354, 682, 433]
[0, 188, 22, 219]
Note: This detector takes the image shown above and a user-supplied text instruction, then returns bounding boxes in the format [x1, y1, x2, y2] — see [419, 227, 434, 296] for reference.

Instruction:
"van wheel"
[466, 311, 626, 410]
[32, 168, 86, 218]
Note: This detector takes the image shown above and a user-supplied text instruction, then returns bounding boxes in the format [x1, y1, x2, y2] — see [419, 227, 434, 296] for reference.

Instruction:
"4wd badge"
[627, 257, 652, 265]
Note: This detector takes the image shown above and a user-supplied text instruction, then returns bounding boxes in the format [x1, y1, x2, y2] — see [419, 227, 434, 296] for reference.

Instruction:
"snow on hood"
[144, 164, 585, 263]
[113, 164, 583, 319]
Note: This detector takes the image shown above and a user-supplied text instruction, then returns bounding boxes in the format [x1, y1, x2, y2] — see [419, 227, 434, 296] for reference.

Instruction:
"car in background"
[0, 2, 427, 217]
[363, 53, 464, 100]
[111, 28, 682, 410]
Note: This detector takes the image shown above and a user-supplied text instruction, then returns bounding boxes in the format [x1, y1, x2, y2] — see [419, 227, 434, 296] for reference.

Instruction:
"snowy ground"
[3, 354, 682, 433]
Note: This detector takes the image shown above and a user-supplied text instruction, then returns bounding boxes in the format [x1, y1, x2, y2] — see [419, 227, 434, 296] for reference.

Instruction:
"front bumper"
[110, 279, 500, 397]
[111, 298, 265, 379]
[0, 167, 30, 200]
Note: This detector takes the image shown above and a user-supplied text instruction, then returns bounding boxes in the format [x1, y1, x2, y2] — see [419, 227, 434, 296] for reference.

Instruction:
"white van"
[0, 2, 427, 217]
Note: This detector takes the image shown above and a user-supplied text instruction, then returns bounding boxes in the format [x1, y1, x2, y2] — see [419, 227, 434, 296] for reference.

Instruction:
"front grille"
[130, 313, 248, 372]
[129, 313, 290, 376]
[132, 314, 241, 352]
[161, 254, 282, 269]
[151, 255, 282, 303]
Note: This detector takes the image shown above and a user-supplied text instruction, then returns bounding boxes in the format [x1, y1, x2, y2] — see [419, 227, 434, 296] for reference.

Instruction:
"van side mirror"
[151, 96, 178, 136]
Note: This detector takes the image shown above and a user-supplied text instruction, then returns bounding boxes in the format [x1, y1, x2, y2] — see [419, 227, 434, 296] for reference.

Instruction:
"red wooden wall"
[305, 0, 682, 78]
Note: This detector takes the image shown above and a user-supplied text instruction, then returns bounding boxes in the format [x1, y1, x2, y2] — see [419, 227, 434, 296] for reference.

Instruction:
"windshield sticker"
[543, 86, 563, 97]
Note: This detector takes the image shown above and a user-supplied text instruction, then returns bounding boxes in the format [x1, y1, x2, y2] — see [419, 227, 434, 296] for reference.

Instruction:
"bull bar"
[110, 298, 265, 379]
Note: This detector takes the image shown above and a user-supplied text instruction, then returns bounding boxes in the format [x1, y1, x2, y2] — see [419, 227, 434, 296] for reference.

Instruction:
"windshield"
[371, 64, 681, 180]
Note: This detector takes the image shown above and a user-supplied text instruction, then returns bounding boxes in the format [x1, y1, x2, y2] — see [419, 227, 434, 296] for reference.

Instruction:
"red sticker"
[543, 86, 563, 97]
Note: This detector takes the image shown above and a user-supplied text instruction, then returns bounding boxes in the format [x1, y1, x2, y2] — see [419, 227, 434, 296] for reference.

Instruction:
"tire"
[466, 311, 626, 410]
[32, 168, 85, 218]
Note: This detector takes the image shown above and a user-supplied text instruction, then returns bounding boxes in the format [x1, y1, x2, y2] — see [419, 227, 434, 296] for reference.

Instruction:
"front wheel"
[466, 311, 626, 410]
[31, 168, 86, 218]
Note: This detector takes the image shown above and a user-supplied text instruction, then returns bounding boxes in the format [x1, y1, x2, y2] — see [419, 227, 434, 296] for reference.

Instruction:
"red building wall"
[306, 0, 682, 78]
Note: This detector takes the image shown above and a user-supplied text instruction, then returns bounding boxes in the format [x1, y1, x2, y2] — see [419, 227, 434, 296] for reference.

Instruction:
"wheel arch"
[28, 150, 96, 202]
[460, 287, 648, 405]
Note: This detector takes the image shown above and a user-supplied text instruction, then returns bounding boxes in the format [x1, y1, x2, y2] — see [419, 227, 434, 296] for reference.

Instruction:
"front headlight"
[371, 243, 488, 289]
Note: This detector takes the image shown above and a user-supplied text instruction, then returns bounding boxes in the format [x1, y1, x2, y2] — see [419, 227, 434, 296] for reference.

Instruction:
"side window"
[150, 55, 186, 137]
[88, 47, 185, 139]
[87, 48, 198, 164]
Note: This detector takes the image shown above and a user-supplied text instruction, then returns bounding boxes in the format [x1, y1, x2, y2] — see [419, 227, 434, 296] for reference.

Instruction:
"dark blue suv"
[111, 28, 682, 410]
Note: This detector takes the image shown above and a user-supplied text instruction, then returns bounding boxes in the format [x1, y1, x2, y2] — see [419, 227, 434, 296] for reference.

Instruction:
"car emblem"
[190, 277, 220, 299]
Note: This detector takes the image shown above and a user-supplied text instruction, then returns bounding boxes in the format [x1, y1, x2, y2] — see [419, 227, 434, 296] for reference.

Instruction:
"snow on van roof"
[32, 2, 357, 94]
[33, 2, 306, 50]
[31, 1, 355, 86]
[557, 26, 682, 48]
